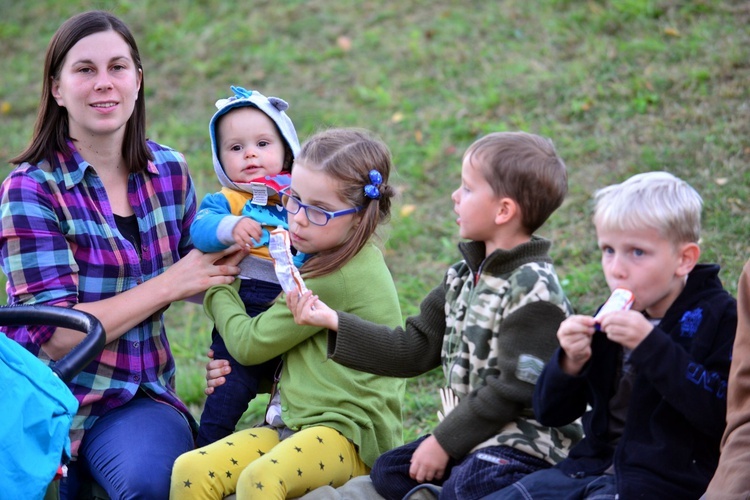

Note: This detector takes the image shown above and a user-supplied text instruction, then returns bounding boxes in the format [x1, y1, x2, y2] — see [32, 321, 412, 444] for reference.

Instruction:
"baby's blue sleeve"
[190, 192, 237, 252]
[293, 251, 311, 268]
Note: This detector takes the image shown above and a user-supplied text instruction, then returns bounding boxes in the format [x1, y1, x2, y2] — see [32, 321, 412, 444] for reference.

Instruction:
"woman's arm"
[0, 167, 243, 359]
[44, 247, 243, 358]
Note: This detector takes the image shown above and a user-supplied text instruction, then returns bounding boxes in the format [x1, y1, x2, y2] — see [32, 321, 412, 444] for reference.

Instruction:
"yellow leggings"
[170, 425, 369, 500]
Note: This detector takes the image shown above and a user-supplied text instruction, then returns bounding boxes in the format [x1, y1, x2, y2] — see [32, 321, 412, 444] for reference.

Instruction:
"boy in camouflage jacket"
[286, 131, 583, 500]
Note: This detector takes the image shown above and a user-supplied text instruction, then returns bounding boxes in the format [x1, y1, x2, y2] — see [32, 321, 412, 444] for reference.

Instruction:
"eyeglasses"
[281, 189, 363, 227]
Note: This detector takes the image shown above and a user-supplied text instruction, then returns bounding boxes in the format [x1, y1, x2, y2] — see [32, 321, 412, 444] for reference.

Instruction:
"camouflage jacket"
[329, 237, 581, 461]
[438, 237, 581, 463]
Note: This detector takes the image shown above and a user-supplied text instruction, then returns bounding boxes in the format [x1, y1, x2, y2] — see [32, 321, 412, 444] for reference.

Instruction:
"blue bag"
[0, 333, 78, 500]
[0, 305, 105, 500]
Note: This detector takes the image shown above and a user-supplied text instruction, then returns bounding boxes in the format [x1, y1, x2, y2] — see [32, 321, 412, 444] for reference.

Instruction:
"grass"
[1, 0, 749, 443]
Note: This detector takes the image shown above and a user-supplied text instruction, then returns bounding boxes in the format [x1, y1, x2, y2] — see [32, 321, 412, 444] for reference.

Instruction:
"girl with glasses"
[171, 128, 405, 500]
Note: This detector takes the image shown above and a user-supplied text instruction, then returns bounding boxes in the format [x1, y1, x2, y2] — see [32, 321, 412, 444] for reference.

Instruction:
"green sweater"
[203, 242, 405, 467]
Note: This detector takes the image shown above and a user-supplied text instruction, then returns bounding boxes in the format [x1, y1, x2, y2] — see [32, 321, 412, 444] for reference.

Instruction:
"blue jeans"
[371, 435, 551, 500]
[196, 278, 282, 447]
[61, 391, 194, 499]
[481, 467, 618, 500]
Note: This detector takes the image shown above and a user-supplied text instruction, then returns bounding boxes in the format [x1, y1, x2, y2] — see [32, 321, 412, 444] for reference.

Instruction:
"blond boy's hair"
[593, 171, 702, 245]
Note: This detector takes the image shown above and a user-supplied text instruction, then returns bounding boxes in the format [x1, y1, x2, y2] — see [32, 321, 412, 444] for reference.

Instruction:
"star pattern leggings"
[170, 425, 369, 499]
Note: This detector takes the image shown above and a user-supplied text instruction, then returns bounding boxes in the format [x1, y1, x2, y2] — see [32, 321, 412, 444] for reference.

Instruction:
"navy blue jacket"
[534, 264, 737, 499]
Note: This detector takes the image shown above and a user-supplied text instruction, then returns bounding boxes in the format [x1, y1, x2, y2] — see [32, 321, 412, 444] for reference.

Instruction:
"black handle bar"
[0, 305, 106, 383]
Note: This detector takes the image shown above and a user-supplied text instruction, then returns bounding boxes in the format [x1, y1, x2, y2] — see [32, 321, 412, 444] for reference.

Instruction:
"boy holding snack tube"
[485, 171, 738, 499]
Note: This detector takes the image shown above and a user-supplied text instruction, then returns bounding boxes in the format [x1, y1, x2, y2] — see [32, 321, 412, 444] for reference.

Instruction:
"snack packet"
[268, 227, 307, 295]
[594, 288, 635, 329]
[436, 387, 459, 422]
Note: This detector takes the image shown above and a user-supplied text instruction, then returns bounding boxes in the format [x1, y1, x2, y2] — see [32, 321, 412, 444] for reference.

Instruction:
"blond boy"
[487, 172, 738, 499]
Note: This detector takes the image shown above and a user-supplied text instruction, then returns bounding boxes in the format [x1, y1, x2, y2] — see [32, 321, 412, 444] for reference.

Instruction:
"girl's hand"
[286, 289, 339, 331]
[205, 348, 232, 395]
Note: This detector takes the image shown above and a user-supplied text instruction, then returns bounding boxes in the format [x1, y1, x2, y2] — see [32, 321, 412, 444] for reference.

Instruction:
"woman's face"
[51, 30, 141, 143]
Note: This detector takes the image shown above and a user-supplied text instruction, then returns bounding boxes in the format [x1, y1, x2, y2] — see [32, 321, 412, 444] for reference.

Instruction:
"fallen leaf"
[400, 204, 416, 217]
[715, 178, 728, 186]
[664, 27, 680, 37]
[391, 112, 404, 123]
[415, 130, 423, 144]
[0, 102, 10, 115]
[337, 36, 352, 52]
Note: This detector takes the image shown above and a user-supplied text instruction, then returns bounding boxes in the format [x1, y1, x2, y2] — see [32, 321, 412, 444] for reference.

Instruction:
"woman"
[0, 10, 241, 499]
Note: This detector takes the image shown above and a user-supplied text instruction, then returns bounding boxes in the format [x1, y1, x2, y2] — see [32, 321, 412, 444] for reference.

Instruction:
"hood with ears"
[209, 86, 300, 193]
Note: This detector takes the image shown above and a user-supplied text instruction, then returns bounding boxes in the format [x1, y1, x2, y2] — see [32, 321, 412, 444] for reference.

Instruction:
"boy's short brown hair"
[464, 131, 568, 233]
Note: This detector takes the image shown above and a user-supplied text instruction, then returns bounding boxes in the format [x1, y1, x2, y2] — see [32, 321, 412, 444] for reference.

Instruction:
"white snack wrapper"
[269, 227, 307, 294]
[594, 288, 635, 320]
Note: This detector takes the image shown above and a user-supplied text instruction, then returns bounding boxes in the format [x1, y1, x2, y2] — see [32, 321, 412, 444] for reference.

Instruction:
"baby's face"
[218, 107, 286, 183]
[596, 224, 688, 319]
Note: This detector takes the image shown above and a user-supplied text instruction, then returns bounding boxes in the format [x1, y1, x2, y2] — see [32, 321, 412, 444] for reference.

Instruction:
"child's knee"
[171, 451, 197, 478]
[238, 460, 286, 498]
[170, 451, 224, 500]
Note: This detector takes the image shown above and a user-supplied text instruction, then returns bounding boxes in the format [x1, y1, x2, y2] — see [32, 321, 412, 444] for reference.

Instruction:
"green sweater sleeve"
[330, 281, 448, 377]
[203, 282, 320, 365]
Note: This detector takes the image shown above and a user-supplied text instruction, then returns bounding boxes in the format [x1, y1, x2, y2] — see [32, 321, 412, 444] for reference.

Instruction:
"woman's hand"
[286, 289, 339, 331]
[164, 246, 244, 302]
[205, 348, 232, 395]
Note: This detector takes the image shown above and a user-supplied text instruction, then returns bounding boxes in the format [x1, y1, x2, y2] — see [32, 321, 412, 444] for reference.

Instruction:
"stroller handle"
[0, 305, 106, 383]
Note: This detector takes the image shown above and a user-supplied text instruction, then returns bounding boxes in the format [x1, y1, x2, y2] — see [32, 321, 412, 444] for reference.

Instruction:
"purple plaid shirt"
[0, 140, 197, 456]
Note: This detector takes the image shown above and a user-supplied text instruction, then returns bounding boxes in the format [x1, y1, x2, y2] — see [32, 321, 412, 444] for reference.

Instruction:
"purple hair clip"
[364, 170, 383, 199]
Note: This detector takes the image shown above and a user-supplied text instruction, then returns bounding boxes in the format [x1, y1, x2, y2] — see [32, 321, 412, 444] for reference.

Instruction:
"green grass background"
[1, 0, 748, 441]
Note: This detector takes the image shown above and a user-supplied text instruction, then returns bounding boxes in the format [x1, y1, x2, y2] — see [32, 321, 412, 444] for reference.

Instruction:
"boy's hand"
[409, 435, 449, 483]
[598, 310, 653, 350]
[557, 315, 597, 375]
[232, 218, 263, 249]
[286, 289, 339, 331]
